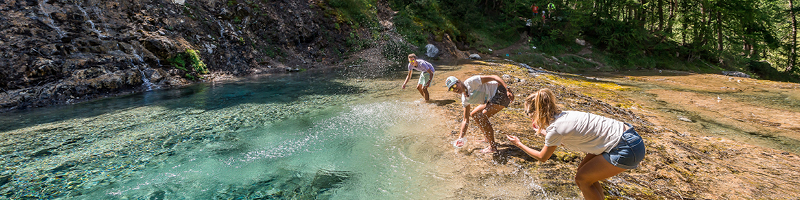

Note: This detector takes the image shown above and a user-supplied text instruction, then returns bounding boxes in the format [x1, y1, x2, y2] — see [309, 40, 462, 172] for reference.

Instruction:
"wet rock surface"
[1, 0, 391, 111]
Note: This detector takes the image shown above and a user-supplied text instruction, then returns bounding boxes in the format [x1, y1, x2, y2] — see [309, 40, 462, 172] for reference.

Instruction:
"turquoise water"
[0, 74, 458, 199]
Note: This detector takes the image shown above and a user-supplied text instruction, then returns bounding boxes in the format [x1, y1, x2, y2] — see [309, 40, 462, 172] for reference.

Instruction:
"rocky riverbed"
[427, 60, 800, 199]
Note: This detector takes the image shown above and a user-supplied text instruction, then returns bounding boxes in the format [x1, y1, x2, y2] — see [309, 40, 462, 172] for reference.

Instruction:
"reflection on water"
[0, 74, 458, 199]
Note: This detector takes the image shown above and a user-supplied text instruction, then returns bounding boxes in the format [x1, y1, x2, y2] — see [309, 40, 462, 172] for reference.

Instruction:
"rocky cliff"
[0, 0, 403, 111]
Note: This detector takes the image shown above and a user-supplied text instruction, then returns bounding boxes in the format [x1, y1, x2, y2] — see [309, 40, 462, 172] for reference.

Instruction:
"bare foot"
[480, 146, 497, 154]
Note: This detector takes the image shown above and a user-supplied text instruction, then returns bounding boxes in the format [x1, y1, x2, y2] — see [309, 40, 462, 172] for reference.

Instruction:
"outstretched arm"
[459, 104, 471, 138]
[402, 70, 413, 89]
[506, 135, 557, 162]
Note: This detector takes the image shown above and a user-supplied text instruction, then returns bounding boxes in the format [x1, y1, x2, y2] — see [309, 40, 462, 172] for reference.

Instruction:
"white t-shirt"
[544, 111, 624, 155]
[461, 76, 498, 106]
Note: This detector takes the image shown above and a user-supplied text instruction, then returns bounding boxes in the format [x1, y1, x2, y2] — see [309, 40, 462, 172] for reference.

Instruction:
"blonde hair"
[524, 88, 562, 133]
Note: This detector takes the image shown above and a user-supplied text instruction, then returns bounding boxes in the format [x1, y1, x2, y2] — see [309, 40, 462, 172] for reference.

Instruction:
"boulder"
[469, 54, 481, 60]
[575, 38, 586, 46]
[425, 44, 439, 58]
[721, 71, 750, 78]
[142, 36, 178, 60]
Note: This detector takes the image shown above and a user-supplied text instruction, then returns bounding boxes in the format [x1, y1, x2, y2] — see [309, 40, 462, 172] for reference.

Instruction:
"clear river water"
[0, 72, 484, 199]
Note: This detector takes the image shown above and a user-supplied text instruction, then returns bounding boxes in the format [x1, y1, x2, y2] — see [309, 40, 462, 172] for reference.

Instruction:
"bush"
[168, 49, 209, 77]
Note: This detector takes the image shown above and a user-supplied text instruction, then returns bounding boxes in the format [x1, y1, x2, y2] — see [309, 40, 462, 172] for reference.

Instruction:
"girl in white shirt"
[507, 88, 645, 200]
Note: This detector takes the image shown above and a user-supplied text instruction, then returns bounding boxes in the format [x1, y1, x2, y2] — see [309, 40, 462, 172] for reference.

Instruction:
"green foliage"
[168, 49, 209, 77]
[327, 0, 379, 29]
[186, 49, 208, 74]
[389, 0, 463, 47]
[382, 0, 798, 81]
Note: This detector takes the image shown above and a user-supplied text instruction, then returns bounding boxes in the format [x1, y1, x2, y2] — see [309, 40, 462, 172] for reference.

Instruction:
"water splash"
[38, 0, 65, 39]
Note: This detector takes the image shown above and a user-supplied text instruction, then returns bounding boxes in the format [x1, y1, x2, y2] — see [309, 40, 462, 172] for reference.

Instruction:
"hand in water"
[453, 138, 466, 148]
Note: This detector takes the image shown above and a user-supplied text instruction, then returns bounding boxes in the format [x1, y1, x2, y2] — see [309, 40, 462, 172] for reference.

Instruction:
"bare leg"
[416, 84, 427, 101]
[470, 103, 506, 153]
[422, 86, 430, 101]
[575, 154, 627, 200]
[578, 154, 606, 194]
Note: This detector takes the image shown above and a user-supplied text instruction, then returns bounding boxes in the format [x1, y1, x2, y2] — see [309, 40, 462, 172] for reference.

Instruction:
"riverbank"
[431, 59, 800, 199]
[2, 58, 799, 199]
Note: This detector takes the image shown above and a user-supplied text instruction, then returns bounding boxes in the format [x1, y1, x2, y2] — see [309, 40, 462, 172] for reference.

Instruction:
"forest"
[379, 0, 800, 82]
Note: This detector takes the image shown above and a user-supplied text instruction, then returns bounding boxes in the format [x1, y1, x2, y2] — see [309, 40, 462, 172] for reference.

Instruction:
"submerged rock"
[311, 169, 351, 191]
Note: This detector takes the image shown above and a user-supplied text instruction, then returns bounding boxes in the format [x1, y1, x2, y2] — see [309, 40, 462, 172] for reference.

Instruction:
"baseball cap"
[445, 76, 459, 89]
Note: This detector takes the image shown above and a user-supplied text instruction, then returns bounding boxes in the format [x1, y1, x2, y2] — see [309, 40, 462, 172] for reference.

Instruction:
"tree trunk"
[665, 0, 677, 37]
[658, 0, 664, 31]
[790, 0, 797, 72]
[717, 10, 722, 52]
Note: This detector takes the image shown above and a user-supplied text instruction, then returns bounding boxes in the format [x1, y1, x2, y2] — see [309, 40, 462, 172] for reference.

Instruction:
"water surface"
[0, 73, 461, 199]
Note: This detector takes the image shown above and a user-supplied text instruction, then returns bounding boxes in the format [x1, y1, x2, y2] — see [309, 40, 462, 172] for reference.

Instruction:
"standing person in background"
[507, 88, 646, 200]
[402, 54, 435, 101]
[547, 2, 555, 18]
[531, 3, 539, 18]
[541, 10, 546, 25]
[445, 75, 514, 153]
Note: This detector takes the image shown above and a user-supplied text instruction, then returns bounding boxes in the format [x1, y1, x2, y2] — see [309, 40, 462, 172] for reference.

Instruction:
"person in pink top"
[402, 54, 435, 101]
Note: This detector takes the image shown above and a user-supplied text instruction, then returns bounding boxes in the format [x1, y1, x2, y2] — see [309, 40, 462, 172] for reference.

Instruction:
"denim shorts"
[602, 123, 646, 169]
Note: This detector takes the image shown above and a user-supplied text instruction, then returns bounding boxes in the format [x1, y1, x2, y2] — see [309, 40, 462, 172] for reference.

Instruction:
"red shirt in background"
[531, 5, 539, 13]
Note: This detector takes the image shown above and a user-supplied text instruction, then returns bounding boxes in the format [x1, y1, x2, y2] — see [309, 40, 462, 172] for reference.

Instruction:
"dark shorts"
[488, 85, 511, 107]
[602, 123, 646, 169]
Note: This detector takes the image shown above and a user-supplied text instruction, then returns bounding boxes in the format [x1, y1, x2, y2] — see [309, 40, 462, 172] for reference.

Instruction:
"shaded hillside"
[0, 0, 410, 111]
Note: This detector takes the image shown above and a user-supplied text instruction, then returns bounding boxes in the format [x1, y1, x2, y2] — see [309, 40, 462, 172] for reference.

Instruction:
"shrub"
[168, 49, 209, 75]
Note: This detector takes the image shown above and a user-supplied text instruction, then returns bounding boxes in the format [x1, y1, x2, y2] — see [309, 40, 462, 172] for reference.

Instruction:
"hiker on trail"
[531, 3, 539, 17]
[402, 54, 435, 101]
[547, 3, 555, 18]
[507, 88, 646, 200]
[541, 10, 546, 24]
[445, 75, 514, 153]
